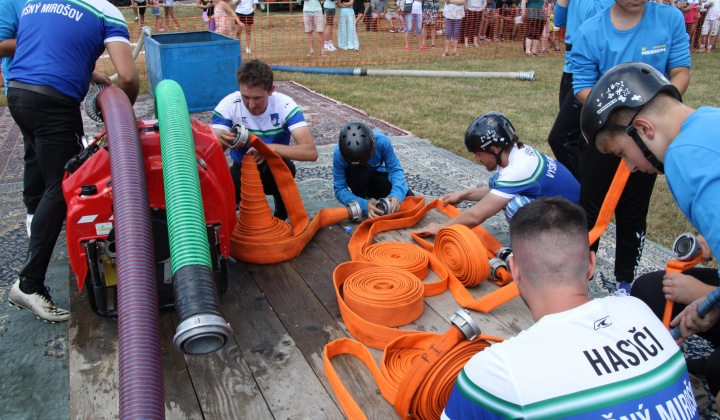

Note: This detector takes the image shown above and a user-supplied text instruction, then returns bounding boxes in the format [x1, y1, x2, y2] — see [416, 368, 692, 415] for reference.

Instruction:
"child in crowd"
[151, 0, 165, 31]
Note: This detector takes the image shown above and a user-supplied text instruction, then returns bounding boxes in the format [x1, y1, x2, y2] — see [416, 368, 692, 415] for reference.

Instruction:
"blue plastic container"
[144, 31, 241, 113]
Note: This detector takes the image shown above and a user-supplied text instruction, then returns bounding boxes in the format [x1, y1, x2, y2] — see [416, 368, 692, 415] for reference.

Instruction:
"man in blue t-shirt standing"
[0, 0, 43, 239]
[5, 0, 139, 322]
[571, 0, 690, 294]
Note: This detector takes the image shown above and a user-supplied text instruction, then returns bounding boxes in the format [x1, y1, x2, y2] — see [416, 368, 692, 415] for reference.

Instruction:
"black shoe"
[273, 198, 288, 220]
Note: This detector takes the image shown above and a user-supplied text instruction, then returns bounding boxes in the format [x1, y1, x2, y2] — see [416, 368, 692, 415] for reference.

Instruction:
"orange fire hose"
[324, 327, 503, 420]
[347, 197, 519, 314]
[662, 254, 704, 328]
[324, 160, 637, 419]
[229, 136, 351, 263]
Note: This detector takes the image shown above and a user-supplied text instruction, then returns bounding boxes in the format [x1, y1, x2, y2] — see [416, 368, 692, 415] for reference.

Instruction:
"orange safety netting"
[92, 6, 564, 78]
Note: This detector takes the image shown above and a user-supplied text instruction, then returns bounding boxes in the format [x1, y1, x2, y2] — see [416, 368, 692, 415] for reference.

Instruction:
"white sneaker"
[329, 43, 337, 51]
[26, 214, 33, 238]
[245, 47, 252, 54]
[324, 43, 330, 51]
[8, 280, 70, 322]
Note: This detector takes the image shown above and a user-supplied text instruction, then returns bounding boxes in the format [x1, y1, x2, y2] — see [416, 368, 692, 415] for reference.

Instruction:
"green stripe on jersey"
[28, 0, 128, 28]
[456, 351, 688, 419]
[495, 147, 546, 188]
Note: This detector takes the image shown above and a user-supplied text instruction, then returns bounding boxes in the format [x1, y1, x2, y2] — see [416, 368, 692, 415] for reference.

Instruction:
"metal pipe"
[271, 65, 536, 81]
[110, 26, 152, 83]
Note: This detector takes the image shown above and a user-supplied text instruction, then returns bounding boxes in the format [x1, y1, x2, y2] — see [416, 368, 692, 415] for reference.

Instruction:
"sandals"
[442, 52, 449, 57]
[453, 52, 459, 56]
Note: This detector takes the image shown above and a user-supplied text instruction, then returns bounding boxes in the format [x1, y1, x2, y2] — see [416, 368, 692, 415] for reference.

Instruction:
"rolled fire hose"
[229, 136, 354, 264]
[324, 310, 504, 420]
[155, 79, 232, 355]
[271, 65, 536, 81]
[347, 197, 519, 316]
[96, 86, 165, 420]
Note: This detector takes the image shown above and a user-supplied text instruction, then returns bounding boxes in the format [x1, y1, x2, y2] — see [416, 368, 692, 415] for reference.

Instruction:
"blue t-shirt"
[556, 0, 614, 73]
[0, 0, 25, 95]
[665, 107, 720, 272]
[8, 0, 130, 102]
[490, 145, 580, 204]
[332, 130, 409, 215]
[572, 1, 690, 96]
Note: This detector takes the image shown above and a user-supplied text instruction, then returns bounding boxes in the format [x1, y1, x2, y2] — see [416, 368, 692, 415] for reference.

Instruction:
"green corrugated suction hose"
[155, 79, 212, 273]
[156, 79, 231, 356]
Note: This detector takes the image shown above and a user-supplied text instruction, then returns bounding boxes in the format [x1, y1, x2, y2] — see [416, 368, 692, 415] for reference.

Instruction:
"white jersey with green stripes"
[442, 296, 698, 419]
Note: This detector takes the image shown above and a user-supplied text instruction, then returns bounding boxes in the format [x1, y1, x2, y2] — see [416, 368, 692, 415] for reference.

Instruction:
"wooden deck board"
[69, 219, 530, 419]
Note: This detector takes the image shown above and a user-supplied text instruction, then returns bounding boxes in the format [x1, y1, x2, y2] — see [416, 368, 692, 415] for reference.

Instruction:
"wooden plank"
[172, 305, 273, 420]
[245, 256, 397, 419]
[223, 259, 347, 419]
[69, 271, 121, 420]
[69, 270, 205, 420]
[158, 314, 205, 420]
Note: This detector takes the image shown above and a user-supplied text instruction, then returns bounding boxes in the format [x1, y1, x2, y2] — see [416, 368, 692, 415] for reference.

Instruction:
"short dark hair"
[509, 197, 590, 285]
[510, 196, 587, 241]
[236, 59, 274, 92]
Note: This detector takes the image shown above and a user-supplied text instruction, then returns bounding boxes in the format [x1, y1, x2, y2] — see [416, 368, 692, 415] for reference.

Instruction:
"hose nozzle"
[229, 123, 251, 149]
[673, 233, 701, 262]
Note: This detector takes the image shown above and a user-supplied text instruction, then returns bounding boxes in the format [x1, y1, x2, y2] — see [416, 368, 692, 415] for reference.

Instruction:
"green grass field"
[2, 4, 719, 256]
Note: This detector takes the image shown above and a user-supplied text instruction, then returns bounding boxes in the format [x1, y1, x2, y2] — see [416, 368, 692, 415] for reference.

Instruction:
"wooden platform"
[68, 210, 531, 419]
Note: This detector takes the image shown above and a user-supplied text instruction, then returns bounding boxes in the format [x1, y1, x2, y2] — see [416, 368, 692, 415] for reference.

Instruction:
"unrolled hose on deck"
[155, 79, 231, 356]
[97, 86, 165, 420]
[271, 65, 536, 81]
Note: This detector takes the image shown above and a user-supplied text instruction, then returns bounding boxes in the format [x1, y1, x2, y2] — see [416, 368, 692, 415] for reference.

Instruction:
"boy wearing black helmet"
[582, 62, 720, 402]
[414, 112, 580, 236]
[333, 121, 412, 218]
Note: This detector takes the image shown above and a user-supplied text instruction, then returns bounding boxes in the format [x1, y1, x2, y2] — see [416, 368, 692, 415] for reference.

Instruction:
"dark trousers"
[23, 137, 44, 215]
[632, 267, 720, 395]
[230, 158, 296, 218]
[8, 87, 83, 291]
[346, 165, 414, 199]
[579, 145, 656, 283]
[547, 71, 582, 180]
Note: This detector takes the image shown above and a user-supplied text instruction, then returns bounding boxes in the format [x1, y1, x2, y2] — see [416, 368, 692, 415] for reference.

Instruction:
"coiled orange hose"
[229, 136, 351, 263]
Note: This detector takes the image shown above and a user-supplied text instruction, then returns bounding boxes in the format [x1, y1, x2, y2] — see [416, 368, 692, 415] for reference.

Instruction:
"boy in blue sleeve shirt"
[582, 62, 720, 404]
[332, 121, 412, 218]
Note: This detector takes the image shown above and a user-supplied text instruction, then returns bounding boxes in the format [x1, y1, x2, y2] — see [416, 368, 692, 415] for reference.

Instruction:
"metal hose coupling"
[496, 247, 512, 264]
[489, 258, 508, 282]
[173, 313, 233, 356]
[376, 197, 394, 216]
[673, 233, 701, 262]
[347, 200, 362, 222]
[450, 308, 481, 341]
[229, 123, 251, 149]
[83, 84, 107, 122]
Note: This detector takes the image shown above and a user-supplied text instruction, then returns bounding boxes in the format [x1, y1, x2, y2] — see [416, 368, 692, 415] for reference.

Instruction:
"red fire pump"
[62, 119, 236, 317]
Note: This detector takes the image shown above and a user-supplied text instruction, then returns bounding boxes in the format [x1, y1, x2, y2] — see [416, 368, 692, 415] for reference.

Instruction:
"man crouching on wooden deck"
[442, 197, 699, 419]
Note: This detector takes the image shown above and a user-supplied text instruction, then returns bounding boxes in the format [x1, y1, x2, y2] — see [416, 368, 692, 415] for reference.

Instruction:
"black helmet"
[465, 112, 516, 166]
[339, 121, 375, 165]
[581, 62, 681, 173]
